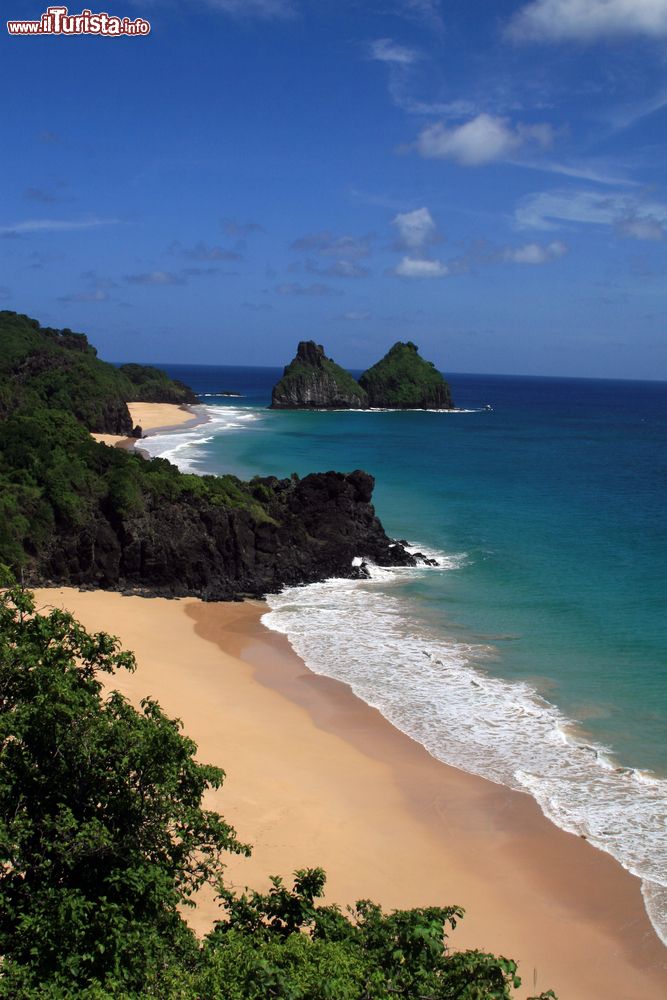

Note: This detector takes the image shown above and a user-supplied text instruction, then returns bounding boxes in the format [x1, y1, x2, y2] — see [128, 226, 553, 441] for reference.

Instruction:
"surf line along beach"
[63, 396, 666, 997]
[33, 591, 667, 999]
[90, 401, 210, 450]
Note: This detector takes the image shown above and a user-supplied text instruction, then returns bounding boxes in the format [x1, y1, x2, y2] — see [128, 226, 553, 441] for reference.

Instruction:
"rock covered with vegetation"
[0, 311, 200, 436]
[0, 311, 416, 598]
[0, 584, 557, 999]
[119, 362, 200, 405]
[271, 340, 369, 409]
[271, 339, 454, 411]
[359, 341, 454, 409]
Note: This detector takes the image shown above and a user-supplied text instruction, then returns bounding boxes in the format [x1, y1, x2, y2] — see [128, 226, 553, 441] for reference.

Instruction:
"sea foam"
[138, 405, 262, 472]
[262, 558, 667, 945]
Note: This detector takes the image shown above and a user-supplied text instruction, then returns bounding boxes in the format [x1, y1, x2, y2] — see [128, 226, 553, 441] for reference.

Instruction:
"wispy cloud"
[243, 301, 274, 312]
[415, 114, 554, 166]
[512, 158, 639, 186]
[221, 218, 264, 238]
[125, 265, 230, 286]
[340, 310, 371, 322]
[275, 282, 343, 296]
[502, 240, 568, 263]
[616, 217, 665, 240]
[508, 0, 667, 42]
[367, 36, 472, 117]
[392, 257, 450, 278]
[0, 218, 118, 236]
[24, 187, 59, 204]
[515, 187, 667, 239]
[369, 38, 422, 66]
[291, 230, 372, 259]
[394, 0, 445, 33]
[169, 240, 242, 261]
[304, 259, 370, 278]
[58, 289, 109, 303]
[125, 271, 186, 286]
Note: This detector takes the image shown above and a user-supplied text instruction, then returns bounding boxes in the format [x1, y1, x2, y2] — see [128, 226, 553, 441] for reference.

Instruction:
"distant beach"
[33, 587, 667, 1000]
[91, 402, 210, 450]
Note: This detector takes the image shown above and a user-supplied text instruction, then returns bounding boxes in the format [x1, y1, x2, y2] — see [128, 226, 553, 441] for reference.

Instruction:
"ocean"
[137, 364, 667, 944]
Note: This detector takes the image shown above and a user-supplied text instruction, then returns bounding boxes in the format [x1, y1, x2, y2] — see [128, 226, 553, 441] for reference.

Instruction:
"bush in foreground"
[0, 584, 555, 999]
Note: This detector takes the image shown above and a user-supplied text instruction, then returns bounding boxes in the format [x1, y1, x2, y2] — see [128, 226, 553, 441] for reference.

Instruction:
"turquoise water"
[140, 366, 667, 940]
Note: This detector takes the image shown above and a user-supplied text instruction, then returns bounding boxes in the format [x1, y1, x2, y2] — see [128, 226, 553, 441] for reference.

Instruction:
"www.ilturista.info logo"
[7, 6, 150, 35]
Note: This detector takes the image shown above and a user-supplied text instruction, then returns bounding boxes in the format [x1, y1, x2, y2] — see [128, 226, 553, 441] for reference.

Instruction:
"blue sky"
[2, 0, 667, 378]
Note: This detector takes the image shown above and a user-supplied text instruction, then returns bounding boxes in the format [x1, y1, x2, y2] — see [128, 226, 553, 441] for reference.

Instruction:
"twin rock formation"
[271, 341, 454, 411]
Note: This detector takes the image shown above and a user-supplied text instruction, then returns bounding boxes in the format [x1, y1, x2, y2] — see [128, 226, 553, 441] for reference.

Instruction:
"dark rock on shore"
[271, 341, 369, 409]
[359, 341, 454, 410]
[28, 469, 417, 600]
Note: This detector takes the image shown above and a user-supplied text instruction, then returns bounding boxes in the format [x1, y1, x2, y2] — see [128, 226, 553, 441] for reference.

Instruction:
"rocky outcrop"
[29, 470, 418, 600]
[359, 342, 454, 410]
[271, 341, 369, 410]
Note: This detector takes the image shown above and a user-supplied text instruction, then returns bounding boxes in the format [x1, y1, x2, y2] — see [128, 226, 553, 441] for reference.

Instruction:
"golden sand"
[32, 588, 667, 1000]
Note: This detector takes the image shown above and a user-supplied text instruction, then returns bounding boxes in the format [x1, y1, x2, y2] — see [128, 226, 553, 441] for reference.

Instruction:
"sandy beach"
[32, 587, 667, 1000]
[91, 402, 206, 448]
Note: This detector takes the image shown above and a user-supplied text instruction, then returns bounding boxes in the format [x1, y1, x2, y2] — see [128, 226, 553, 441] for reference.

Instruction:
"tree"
[0, 584, 556, 999]
[0, 582, 249, 995]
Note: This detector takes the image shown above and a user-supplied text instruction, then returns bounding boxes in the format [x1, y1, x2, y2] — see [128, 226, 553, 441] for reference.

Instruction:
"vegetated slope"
[359, 341, 454, 409]
[119, 362, 199, 405]
[0, 312, 415, 597]
[271, 341, 369, 409]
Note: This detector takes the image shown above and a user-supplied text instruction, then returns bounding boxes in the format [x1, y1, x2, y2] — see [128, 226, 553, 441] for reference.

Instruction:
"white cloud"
[516, 188, 667, 239]
[416, 114, 553, 166]
[508, 0, 667, 42]
[503, 240, 568, 263]
[369, 38, 421, 65]
[0, 217, 118, 235]
[392, 207, 440, 250]
[393, 256, 449, 278]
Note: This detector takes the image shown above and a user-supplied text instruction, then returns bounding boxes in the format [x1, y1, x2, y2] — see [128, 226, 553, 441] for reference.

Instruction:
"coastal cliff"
[359, 341, 454, 409]
[34, 468, 415, 600]
[271, 341, 369, 409]
[0, 311, 416, 598]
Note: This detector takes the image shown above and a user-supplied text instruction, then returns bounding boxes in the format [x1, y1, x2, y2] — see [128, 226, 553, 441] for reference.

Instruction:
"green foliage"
[359, 342, 453, 409]
[0, 584, 249, 995]
[0, 312, 280, 573]
[0, 311, 198, 434]
[0, 589, 556, 998]
[119, 363, 199, 405]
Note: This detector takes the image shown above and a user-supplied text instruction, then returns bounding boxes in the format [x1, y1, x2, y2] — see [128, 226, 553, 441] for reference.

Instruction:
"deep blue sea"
[137, 364, 667, 942]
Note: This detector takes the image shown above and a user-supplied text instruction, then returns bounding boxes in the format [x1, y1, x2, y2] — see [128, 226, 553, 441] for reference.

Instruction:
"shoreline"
[32, 588, 667, 1000]
[91, 402, 210, 451]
